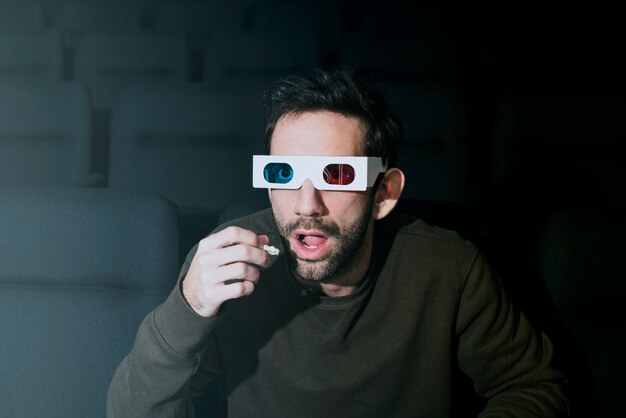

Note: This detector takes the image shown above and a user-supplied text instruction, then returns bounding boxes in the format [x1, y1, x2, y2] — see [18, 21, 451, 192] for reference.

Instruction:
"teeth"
[303, 244, 318, 249]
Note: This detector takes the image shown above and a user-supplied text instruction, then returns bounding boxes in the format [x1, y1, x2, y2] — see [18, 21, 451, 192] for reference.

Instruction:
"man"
[107, 70, 569, 417]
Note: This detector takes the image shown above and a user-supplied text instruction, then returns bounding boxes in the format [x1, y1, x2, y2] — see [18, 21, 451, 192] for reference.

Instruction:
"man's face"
[268, 111, 376, 284]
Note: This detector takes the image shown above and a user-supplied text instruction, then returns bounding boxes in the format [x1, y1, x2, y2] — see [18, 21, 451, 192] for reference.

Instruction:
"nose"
[294, 179, 325, 217]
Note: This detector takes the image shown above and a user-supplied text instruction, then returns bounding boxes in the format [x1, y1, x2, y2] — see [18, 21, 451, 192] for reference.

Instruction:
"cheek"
[324, 192, 372, 220]
[269, 189, 372, 222]
[269, 190, 295, 216]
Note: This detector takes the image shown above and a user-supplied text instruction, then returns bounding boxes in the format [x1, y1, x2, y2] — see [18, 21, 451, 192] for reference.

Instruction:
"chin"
[293, 257, 351, 284]
[293, 262, 331, 283]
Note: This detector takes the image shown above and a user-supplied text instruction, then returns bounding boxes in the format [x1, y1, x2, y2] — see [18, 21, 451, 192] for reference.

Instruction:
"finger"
[258, 234, 270, 246]
[213, 280, 256, 302]
[201, 226, 263, 251]
[195, 243, 268, 270]
[219, 244, 269, 268]
[202, 263, 260, 286]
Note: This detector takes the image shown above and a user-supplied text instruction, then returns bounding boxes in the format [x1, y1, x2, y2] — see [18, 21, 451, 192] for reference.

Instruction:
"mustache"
[282, 218, 341, 237]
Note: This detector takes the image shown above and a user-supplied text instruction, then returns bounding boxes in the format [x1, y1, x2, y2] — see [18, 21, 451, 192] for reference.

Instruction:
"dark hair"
[263, 69, 403, 168]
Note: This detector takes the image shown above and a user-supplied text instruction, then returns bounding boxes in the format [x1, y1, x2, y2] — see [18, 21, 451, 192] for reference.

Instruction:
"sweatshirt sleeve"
[107, 247, 222, 418]
[455, 251, 570, 417]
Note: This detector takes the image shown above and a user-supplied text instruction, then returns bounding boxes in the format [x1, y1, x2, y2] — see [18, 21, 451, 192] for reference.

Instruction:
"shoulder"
[376, 212, 480, 287]
[400, 217, 473, 247]
[380, 212, 477, 257]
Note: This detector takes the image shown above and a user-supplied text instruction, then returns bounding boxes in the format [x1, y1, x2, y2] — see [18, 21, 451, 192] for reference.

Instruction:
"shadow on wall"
[484, 163, 621, 417]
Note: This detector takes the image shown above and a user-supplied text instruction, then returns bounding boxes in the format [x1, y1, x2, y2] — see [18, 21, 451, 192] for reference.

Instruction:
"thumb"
[258, 234, 270, 246]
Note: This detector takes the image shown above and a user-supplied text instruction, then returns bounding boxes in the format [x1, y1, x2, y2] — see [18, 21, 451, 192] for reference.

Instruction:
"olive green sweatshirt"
[107, 209, 569, 417]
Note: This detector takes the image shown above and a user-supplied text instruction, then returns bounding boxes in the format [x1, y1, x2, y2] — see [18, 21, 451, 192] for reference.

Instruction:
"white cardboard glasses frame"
[252, 155, 386, 191]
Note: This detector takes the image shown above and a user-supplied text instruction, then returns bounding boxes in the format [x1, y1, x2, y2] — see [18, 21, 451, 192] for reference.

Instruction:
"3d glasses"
[252, 155, 386, 191]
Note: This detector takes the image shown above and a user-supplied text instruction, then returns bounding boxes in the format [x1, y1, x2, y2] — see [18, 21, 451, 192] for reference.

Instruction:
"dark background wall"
[1, 1, 625, 416]
[2, 0, 624, 212]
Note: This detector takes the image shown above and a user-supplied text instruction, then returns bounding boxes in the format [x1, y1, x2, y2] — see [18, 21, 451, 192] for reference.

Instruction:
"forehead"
[270, 111, 367, 156]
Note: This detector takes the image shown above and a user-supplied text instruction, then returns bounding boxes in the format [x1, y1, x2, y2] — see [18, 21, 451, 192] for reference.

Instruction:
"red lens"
[323, 164, 355, 185]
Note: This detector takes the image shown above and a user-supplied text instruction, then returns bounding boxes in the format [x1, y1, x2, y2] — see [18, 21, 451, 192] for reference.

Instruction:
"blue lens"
[263, 163, 294, 184]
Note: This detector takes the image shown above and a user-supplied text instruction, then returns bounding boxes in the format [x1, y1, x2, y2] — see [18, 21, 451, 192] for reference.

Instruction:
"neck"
[319, 281, 364, 297]
[295, 266, 368, 297]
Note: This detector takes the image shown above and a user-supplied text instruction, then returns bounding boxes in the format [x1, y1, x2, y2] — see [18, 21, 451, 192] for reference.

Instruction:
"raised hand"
[182, 226, 270, 317]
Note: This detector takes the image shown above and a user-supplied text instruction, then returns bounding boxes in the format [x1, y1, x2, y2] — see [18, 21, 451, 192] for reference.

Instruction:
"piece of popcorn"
[263, 244, 280, 256]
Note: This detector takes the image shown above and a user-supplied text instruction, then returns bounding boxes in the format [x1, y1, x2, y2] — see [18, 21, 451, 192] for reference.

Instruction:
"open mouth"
[298, 234, 327, 249]
[291, 231, 330, 259]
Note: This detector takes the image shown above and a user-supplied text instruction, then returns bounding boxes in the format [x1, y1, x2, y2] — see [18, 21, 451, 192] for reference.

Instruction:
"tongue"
[302, 235, 326, 247]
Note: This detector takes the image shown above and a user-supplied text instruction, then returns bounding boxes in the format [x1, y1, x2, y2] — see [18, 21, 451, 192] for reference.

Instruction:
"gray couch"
[0, 188, 179, 417]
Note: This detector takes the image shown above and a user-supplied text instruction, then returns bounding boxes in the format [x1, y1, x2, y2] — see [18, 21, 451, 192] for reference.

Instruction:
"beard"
[274, 197, 375, 283]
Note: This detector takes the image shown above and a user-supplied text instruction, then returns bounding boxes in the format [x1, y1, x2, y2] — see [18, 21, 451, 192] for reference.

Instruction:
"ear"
[372, 168, 405, 220]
